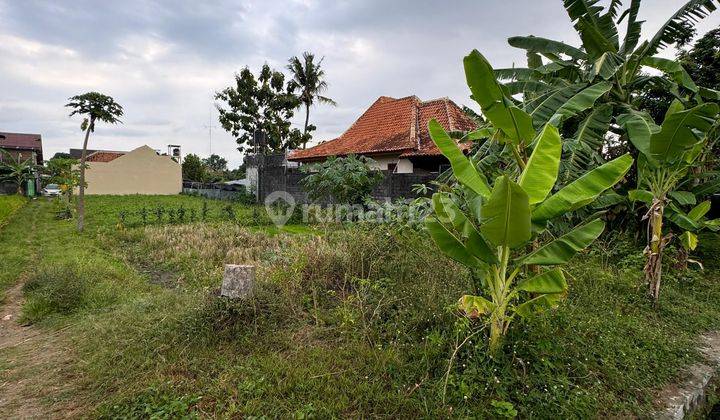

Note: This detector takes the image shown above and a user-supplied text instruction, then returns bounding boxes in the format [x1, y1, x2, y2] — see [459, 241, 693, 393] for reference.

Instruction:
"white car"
[42, 184, 62, 197]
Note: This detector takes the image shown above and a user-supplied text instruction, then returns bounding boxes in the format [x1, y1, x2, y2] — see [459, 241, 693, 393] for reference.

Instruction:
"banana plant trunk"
[645, 198, 665, 304]
[77, 121, 93, 233]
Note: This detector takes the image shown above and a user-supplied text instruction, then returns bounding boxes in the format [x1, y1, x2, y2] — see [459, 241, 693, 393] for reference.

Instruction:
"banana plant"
[622, 101, 719, 303]
[425, 51, 633, 354]
[495, 0, 720, 184]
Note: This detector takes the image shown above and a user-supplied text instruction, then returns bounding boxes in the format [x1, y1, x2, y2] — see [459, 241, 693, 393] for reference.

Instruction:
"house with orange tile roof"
[288, 95, 477, 174]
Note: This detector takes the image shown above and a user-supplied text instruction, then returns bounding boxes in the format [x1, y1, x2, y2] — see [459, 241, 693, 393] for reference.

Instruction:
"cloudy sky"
[1, 0, 718, 168]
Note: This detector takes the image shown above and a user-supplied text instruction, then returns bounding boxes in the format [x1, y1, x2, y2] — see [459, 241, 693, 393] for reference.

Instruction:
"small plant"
[177, 205, 186, 223]
[491, 400, 518, 418]
[117, 210, 127, 228]
[167, 208, 176, 224]
[189, 208, 197, 222]
[223, 204, 235, 221]
[139, 206, 148, 225]
[201, 201, 209, 220]
[154, 206, 165, 224]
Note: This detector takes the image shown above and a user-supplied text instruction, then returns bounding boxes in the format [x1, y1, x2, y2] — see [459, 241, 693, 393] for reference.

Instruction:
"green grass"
[0, 194, 26, 229]
[2, 195, 720, 417]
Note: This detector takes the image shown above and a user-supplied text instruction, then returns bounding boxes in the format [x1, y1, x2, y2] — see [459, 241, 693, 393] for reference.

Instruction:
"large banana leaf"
[522, 219, 605, 265]
[508, 35, 587, 60]
[688, 200, 711, 221]
[620, 0, 643, 54]
[464, 50, 536, 143]
[591, 52, 624, 80]
[617, 110, 658, 160]
[528, 83, 586, 128]
[432, 193, 499, 265]
[668, 191, 696, 206]
[649, 103, 719, 163]
[549, 81, 613, 125]
[514, 293, 565, 318]
[516, 268, 568, 293]
[480, 175, 532, 249]
[645, 0, 720, 56]
[642, 56, 698, 93]
[532, 154, 633, 221]
[561, 104, 612, 184]
[428, 119, 491, 197]
[425, 218, 482, 268]
[494, 68, 538, 81]
[518, 124, 562, 204]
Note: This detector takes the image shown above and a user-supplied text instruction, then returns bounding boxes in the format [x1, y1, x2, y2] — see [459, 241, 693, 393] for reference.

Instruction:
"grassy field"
[1, 195, 719, 417]
[0, 195, 26, 229]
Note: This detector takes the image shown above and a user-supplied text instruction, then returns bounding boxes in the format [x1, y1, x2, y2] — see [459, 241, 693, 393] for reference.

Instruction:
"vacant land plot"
[1, 195, 719, 418]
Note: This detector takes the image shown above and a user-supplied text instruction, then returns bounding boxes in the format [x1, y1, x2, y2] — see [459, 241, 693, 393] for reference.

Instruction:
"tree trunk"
[302, 102, 310, 149]
[77, 122, 93, 233]
[645, 199, 665, 304]
[488, 314, 504, 356]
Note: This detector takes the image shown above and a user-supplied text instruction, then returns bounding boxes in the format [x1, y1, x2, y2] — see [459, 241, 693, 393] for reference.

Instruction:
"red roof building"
[0, 132, 43, 164]
[288, 96, 477, 174]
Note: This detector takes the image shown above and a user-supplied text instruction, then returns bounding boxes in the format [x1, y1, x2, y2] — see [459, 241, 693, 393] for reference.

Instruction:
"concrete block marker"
[220, 264, 255, 299]
[656, 332, 720, 419]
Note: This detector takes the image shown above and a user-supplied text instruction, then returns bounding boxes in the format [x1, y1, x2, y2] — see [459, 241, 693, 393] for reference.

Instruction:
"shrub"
[300, 155, 383, 204]
[22, 261, 119, 323]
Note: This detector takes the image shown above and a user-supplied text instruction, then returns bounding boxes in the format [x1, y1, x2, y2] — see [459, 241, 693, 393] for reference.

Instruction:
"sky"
[1, 0, 718, 169]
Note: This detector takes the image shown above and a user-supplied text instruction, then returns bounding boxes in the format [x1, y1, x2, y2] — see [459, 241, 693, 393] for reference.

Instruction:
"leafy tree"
[0, 150, 38, 195]
[425, 50, 633, 354]
[638, 28, 720, 123]
[300, 155, 384, 204]
[45, 156, 80, 198]
[182, 154, 207, 182]
[215, 65, 303, 153]
[287, 52, 337, 148]
[51, 152, 72, 160]
[202, 154, 228, 172]
[492, 0, 719, 185]
[65, 92, 123, 232]
[623, 101, 719, 303]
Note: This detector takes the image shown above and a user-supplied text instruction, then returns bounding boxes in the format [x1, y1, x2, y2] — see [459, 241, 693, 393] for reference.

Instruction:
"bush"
[300, 155, 383, 204]
[22, 261, 120, 323]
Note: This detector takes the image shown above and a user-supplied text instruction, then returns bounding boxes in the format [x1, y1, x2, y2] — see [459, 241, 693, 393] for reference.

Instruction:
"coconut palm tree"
[65, 92, 123, 232]
[287, 52, 337, 148]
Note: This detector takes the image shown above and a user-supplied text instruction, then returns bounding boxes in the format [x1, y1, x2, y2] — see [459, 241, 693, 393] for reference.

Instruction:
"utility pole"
[203, 102, 217, 156]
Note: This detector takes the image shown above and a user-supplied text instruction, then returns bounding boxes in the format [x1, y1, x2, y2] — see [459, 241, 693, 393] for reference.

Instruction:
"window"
[387, 163, 397, 173]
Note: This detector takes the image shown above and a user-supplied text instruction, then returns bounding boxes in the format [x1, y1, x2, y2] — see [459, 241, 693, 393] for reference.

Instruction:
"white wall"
[366, 156, 414, 173]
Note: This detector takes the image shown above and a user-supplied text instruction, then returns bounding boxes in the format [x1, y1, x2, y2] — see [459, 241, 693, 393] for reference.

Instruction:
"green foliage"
[426, 50, 633, 353]
[300, 155, 384, 204]
[215, 64, 304, 153]
[181, 154, 207, 182]
[287, 51, 337, 147]
[100, 388, 200, 419]
[0, 195, 26, 228]
[65, 92, 124, 132]
[0, 150, 39, 195]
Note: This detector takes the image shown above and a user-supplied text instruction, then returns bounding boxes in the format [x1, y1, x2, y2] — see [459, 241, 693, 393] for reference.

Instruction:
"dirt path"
[0, 204, 81, 419]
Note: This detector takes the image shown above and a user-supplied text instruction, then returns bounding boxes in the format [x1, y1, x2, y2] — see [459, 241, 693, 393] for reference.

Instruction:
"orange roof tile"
[288, 96, 476, 161]
[86, 151, 125, 162]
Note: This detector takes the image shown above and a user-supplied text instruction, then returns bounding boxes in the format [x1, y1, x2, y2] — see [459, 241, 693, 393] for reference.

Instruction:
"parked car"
[41, 183, 62, 197]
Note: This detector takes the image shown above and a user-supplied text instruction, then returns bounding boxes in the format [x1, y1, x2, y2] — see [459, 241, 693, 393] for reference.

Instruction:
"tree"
[287, 52, 337, 148]
[51, 152, 72, 160]
[0, 150, 38, 195]
[44, 156, 80, 199]
[300, 155, 383, 204]
[638, 27, 720, 122]
[203, 154, 228, 173]
[182, 154, 207, 182]
[215, 65, 303, 154]
[491, 0, 719, 185]
[623, 101, 719, 303]
[65, 92, 123, 232]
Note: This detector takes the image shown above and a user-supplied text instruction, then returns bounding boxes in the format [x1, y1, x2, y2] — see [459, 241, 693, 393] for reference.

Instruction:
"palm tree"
[65, 92, 123, 232]
[287, 52, 337, 148]
[0, 150, 37, 195]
